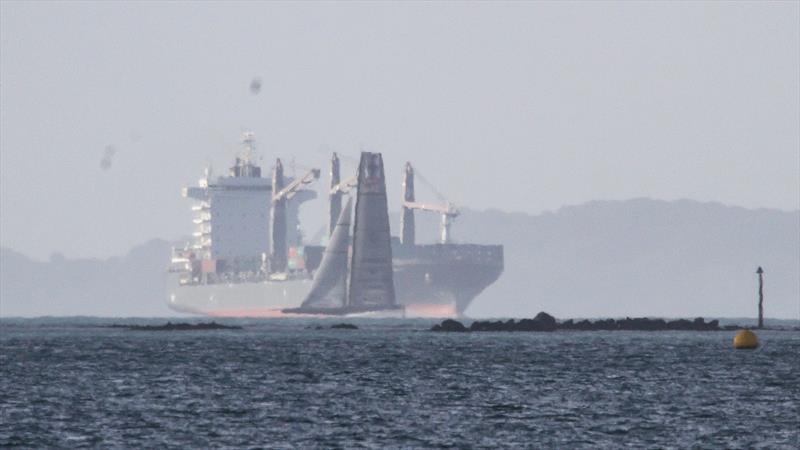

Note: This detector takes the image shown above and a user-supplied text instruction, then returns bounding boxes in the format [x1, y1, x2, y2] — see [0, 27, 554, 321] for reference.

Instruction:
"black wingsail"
[347, 152, 398, 310]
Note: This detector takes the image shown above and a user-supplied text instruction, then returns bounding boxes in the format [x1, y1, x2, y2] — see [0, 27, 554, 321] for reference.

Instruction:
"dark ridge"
[309, 323, 359, 330]
[108, 321, 242, 331]
[432, 313, 722, 332]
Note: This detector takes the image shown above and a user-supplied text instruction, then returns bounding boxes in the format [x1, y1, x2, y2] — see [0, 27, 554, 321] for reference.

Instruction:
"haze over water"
[1, 318, 798, 448]
[2, 2, 798, 447]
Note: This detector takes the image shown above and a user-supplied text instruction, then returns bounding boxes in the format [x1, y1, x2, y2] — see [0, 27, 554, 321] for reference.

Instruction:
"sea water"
[1, 318, 798, 448]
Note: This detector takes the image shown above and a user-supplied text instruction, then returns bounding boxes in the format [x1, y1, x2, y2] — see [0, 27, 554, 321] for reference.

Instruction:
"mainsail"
[297, 197, 353, 309]
[347, 152, 397, 309]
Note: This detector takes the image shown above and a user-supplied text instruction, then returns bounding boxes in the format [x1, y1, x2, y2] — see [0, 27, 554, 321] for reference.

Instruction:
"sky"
[1, 1, 798, 260]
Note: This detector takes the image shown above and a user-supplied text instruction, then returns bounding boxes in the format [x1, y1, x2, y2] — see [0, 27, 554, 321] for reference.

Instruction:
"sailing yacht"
[283, 152, 403, 316]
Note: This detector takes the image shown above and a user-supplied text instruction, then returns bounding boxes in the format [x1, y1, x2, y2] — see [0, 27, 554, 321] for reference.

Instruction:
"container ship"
[166, 133, 503, 317]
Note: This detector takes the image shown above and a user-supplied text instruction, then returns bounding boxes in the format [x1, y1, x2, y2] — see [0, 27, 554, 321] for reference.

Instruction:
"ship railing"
[393, 243, 503, 262]
[176, 267, 313, 286]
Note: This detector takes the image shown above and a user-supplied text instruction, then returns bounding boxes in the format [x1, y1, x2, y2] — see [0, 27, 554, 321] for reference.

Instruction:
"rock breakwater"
[432, 313, 721, 332]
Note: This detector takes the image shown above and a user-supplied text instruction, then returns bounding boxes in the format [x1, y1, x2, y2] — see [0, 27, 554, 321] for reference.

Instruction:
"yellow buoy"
[733, 329, 759, 349]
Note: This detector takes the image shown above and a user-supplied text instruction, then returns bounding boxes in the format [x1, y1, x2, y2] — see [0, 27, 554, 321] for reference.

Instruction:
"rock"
[330, 323, 358, 330]
[516, 319, 538, 331]
[532, 311, 557, 331]
[432, 319, 467, 332]
[469, 320, 506, 331]
[533, 311, 556, 326]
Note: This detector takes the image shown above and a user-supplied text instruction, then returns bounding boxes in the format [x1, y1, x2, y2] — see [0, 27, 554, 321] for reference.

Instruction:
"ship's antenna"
[241, 131, 256, 164]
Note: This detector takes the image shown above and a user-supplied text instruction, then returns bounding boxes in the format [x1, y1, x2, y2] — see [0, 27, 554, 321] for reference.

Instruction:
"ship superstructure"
[173, 133, 318, 285]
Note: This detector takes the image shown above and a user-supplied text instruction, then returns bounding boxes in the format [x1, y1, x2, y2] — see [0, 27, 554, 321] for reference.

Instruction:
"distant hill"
[0, 239, 177, 317]
[406, 198, 799, 319]
[1, 199, 798, 318]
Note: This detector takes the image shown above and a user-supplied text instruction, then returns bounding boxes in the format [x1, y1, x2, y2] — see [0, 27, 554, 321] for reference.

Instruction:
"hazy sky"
[1, 1, 798, 260]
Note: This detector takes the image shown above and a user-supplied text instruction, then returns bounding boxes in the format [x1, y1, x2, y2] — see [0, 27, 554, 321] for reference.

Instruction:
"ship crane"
[270, 159, 320, 274]
[272, 167, 321, 203]
[403, 200, 460, 245]
[401, 162, 461, 245]
[329, 175, 357, 195]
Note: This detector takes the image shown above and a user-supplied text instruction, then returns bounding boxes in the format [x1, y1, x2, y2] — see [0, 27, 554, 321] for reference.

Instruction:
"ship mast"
[400, 162, 415, 245]
[270, 159, 288, 273]
[401, 163, 460, 244]
[241, 131, 255, 164]
[231, 131, 260, 178]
